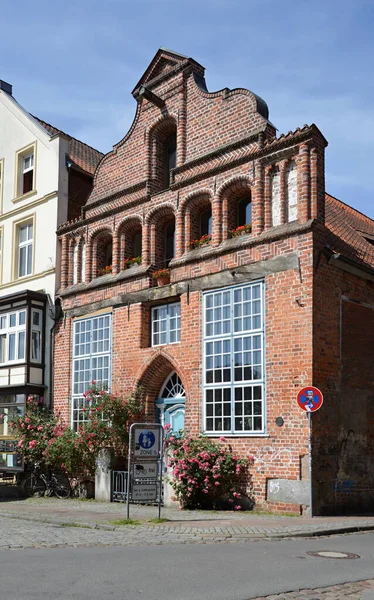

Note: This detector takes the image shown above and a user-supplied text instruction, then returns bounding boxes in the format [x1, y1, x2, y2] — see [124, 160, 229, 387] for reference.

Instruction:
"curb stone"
[1, 511, 374, 539]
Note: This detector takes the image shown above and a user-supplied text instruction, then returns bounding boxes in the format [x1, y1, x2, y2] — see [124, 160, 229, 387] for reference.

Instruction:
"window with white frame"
[0, 229, 2, 282]
[17, 222, 33, 278]
[0, 309, 27, 364]
[31, 309, 43, 362]
[0, 159, 3, 211]
[71, 314, 111, 430]
[152, 302, 181, 346]
[20, 152, 34, 196]
[203, 282, 265, 434]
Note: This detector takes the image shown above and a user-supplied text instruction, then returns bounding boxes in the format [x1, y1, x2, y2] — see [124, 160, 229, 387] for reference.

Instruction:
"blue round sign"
[138, 430, 156, 449]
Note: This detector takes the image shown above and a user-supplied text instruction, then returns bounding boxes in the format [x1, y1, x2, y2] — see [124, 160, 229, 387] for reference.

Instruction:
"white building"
[0, 79, 102, 472]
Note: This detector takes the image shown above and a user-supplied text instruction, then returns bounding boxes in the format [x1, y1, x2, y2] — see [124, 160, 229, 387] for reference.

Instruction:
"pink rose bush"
[11, 387, 144, 478]
[165, 432, 253, 510]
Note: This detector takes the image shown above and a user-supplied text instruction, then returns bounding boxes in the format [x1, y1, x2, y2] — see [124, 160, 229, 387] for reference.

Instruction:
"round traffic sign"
[297, 386, 323, 413]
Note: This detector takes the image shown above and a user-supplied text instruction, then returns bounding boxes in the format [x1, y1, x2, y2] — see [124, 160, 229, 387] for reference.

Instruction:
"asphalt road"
[0, 530, 373, 600]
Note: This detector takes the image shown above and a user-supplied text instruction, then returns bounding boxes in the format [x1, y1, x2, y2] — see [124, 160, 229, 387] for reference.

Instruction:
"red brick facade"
[54, 49, 374, 515]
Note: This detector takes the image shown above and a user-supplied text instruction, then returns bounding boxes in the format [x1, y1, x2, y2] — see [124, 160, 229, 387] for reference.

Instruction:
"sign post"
[297, 386, 324, 517]
[126, 423, 163, 519]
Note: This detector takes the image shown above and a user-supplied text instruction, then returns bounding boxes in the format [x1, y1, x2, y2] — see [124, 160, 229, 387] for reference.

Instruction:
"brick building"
[55, 49, 374, 515]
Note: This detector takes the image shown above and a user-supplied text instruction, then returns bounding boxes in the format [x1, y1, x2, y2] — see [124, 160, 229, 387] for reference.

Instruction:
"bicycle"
[22, 464, 71, 499]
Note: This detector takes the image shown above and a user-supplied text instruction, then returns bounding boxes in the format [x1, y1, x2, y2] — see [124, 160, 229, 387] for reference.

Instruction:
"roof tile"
[32, 116, 103, 176]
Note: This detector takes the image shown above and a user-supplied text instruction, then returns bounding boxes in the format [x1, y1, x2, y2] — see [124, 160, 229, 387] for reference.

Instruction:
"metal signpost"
[297, 386, 324, 517]
[126, 423, 164, 519]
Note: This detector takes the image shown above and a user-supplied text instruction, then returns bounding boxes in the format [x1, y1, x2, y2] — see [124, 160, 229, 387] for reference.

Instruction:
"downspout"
[48, 298, 63, 410]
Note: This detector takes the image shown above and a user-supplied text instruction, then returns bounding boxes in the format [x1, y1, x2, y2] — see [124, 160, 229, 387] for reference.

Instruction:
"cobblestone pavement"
[1, 509, 374, 550]
[1, 497, 374, 541]
[252, 579, 374, 599]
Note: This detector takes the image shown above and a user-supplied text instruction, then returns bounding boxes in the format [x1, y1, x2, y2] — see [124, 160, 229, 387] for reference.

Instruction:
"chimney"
[0, 80, 12, 95]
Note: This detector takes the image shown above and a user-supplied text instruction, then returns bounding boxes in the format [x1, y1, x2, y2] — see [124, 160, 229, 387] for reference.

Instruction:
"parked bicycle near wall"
[22, 463, 71, 499]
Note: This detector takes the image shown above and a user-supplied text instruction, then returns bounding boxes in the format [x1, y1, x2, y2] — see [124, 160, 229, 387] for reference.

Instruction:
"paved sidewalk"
[1, 497, 374, 540]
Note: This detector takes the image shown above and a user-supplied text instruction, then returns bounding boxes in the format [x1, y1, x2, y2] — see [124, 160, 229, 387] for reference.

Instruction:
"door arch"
[156, 371, 185, 433]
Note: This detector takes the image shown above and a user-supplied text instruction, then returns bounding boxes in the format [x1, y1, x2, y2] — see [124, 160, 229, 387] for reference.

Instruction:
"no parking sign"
[297, 386, 323, 413]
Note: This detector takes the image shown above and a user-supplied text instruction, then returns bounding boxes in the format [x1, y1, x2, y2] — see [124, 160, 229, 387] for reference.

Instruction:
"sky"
[2, 0, 373, 217]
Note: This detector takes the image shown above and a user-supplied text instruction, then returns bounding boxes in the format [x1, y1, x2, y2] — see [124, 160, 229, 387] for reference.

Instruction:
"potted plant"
[123, 256, 142, 269]
[97, 265, 112, 277]
[152, 268, 170, 286]
[228, 224, 252, 238]
[189, 233, 212, 250]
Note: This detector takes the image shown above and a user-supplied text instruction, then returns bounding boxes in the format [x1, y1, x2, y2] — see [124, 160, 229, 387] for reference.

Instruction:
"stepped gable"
[32, 116, 103, 176]
[325, 193, 374, 270]
[86, 48, 273, 207]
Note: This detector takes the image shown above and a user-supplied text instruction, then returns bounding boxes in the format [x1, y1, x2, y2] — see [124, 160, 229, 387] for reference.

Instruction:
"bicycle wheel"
[23, 474, 46, 498]
[52, 472, 71, 499]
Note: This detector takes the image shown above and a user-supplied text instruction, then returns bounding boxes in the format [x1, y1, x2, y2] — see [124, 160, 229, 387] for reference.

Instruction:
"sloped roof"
[33, 116, 103, 176]
[325, 193, 374, 270]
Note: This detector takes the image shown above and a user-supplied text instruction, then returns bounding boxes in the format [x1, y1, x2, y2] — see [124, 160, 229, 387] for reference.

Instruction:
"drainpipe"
[48, 298, 63, 410]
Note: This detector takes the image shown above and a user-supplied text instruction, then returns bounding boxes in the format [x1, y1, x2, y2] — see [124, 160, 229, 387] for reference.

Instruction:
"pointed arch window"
[160, 372, 185, 399]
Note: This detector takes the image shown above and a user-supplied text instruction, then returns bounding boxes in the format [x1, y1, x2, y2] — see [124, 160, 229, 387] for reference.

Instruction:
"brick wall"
[312, 229, 374, 514]
[54, 49, 371, 515]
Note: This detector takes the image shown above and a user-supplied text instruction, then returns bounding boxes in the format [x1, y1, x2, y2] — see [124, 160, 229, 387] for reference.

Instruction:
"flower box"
[228, 224, 252, 238]
[189, 234, 211, 250]
[123, 256, 142, 269]
[97, 265, 112, 277]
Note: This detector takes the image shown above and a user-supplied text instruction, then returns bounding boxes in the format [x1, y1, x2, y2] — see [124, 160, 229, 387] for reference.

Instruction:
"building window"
[164, 133, 177, 189]
[31, 309, 43, 362]
[203, 282, 265, 435]
[21, 153, 34, 194]
[0, 159, 3, 213]
[0, 228, 2, 283]
[17, 221, 33, 278]
[237, 196, 252, 227]
[152, 302, 181, 346]
[16, 144, 36, 198]
[0, 309, 27, 364]
[133, 230, 142, 258]
[72, 314, 111, 431]
[164, 220, 175, 266]
[200, 207, 212, 236]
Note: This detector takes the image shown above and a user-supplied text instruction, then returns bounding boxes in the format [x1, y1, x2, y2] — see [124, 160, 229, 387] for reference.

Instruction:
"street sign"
[297, 386, 323, 413]
[133, 462, 158, 479]
[134, 428, 160, 457]
[126, 423, 164, 519]
[132, 483, 158, 501]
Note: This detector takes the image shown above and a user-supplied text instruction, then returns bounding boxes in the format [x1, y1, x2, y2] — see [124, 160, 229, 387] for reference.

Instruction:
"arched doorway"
[156, 372, 185, 433]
